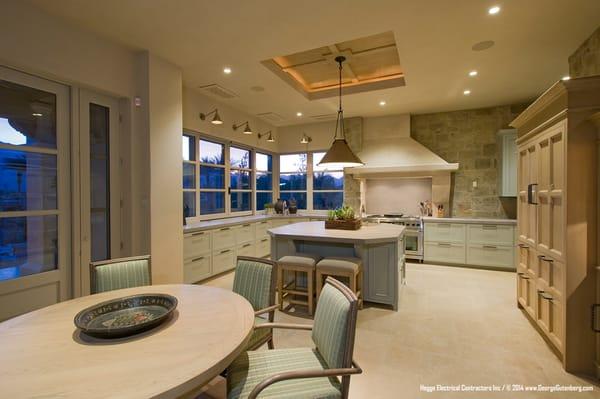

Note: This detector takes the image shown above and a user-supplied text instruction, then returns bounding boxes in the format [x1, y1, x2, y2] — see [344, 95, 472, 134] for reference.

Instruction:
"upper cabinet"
[497, 129, 517, 197]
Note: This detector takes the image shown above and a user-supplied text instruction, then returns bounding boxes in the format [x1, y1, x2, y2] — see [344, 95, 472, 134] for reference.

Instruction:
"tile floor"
[199, 263, 600, 398]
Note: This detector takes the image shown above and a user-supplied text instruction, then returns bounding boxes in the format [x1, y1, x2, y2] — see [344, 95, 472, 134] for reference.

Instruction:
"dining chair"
[233, 256, 279, 351]
[89, 255, 151, 294]
[227, 276, 362, 399]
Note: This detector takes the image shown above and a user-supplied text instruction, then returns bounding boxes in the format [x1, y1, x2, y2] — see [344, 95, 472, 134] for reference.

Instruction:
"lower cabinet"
[236, 242, 255, 258]
[424, 242, 465, 264]
[535, 282, 563, 352]
[183, 255, 211, 283]
[466, 244, 513, 268]
[212, 248, 236, 275]
[364, 241, 398, 309]
[255, 237, 270, 257]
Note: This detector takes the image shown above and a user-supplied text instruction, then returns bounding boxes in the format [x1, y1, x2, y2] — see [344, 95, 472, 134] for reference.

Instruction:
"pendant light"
[317, 56, 364, 169]
[258, 130, 275, 142]
[199, 108, 223, 125]
[233, 121, 253, 135]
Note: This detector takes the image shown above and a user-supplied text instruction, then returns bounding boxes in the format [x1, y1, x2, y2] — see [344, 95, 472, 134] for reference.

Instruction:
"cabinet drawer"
[517, 243, 538, 277]
[256, 237, 270, 257]
[535, 286, 563, 352]
[212, 248, 236, 275]
[235, 223, 255, 245]
[212, 227, 236, 251]
[538, 255, 564, 299]
[236, 242, 255, 258]
[466, 244, 514, 269]
[183, 231, 211, 260]
[183, 255, 211, 283]
[424, 242, 466, 264]
[517, 272, 536, 318]
[467, 224, 514, 245]
[424, 223, 465, 243]
[255, 220, 270, 238]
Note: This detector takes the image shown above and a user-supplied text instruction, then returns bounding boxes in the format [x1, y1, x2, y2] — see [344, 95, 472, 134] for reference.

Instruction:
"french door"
[0, 66, 70, 320]
[77, 90, 120, 296]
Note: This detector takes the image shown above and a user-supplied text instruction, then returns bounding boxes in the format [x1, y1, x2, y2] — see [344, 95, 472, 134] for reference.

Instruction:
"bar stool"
[316, 257, 363, 309]
[277, 254, 321, 315]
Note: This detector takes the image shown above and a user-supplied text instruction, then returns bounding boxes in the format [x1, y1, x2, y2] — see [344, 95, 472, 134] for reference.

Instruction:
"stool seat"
[278, 254, 321, 270]
[316, 257, 361, 274]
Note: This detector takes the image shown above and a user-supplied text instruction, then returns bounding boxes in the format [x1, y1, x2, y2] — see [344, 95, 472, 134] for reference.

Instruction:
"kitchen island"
[268, 221, 405, 310]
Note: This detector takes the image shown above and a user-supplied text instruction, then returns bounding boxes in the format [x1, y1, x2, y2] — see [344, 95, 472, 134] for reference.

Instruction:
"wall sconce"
[233, 121, 253, 135]
[258, 130, 275, 142]
[199, 108, 223, 125]
[300, 133, 312, 144]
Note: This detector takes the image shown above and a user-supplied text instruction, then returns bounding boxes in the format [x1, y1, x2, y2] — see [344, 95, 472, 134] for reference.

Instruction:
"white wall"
[365, 178, 432, 216]
[276, 120, 338, 153]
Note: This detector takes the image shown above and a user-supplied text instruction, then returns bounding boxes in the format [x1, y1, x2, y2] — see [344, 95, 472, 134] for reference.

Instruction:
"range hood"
[347, 115, 458, 177]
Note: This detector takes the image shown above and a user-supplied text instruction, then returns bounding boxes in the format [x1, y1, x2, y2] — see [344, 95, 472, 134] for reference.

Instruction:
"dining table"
[0, 284, 255, 398]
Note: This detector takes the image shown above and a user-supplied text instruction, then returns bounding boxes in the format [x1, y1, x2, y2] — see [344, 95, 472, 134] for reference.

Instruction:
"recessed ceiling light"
[32, 113, 43, 117]
[469, 70, 478, 77]
[463, 90, 471, 96]
[223, 67, 232, 74]
[379, 101, 386, 106]
[488, 6, 500, 15]
[296, 112, 303, 117]
[561, 75, 571, 81]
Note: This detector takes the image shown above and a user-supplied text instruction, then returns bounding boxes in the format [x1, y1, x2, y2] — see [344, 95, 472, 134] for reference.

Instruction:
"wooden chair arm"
[254, 304, 279, 316]
[253, 322, 313, 331]
[248, 360, 362, 399]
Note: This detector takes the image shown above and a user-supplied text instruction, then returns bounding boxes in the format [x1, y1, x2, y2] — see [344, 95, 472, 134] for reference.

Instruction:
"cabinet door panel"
[212, 227, 236, 251]
[536, 284, 563, 353]
[183, 255, 211, 283]
[424, 223, 465, 243]
[212, 249, 235, 275]
[538, 256, 564, 300]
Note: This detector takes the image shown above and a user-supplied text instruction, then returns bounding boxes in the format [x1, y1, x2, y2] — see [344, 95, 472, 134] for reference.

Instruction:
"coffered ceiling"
[26, 0, 600, 126]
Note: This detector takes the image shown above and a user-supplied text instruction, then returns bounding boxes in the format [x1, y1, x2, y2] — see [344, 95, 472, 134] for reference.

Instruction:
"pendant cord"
[334, 57, 344, 140]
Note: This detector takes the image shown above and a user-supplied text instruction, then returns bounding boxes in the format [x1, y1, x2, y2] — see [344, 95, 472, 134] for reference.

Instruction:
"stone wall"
[411, 104, 528, 218]
[569, 26, 600, 78]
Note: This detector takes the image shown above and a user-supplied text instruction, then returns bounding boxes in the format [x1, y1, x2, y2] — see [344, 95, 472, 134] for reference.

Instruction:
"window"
[199, 139, 225, 215]
[279, 153, 307, 209]
[230, 146, 252, 212]
[182, 134, 196, 218]
[256, 152, 273, 210]
[312, 152, 344, 210]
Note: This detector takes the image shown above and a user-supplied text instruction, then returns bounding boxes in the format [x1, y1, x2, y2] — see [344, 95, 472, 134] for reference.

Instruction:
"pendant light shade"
[199, 108, 223, 125]
[318, 56, 364, 169]
[233, 120, 253, 135]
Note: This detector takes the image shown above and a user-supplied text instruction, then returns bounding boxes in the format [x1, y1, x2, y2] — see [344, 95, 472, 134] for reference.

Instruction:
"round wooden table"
[0, 284, 254, 398]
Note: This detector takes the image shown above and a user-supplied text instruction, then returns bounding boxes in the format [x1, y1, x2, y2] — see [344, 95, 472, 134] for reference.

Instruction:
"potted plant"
[324, 204, 362, 230]
[264, 202, 274, 215]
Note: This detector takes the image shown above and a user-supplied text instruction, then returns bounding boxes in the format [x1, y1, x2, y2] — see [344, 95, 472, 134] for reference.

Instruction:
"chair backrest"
[312, 277, 358, 371]
[90, 255, 151, 294]
[232, 256, 277, 316]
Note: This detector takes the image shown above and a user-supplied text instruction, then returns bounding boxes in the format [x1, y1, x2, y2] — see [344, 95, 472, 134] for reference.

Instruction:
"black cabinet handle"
[527, 183, 538, 205]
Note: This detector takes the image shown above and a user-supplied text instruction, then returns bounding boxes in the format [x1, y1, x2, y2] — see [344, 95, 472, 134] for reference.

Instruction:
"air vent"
[198, 84, 238, 99]
[257, 112, 286, 123]
[311, 113, 338, 121]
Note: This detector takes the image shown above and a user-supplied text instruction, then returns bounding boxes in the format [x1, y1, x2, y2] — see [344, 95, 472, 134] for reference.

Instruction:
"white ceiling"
[27, 0, 600, 126]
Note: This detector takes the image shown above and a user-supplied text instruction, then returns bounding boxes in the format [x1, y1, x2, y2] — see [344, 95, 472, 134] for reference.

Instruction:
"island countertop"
[268, 221, 405, 244]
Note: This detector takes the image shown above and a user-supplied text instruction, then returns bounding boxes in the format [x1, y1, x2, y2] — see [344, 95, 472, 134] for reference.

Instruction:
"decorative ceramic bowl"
[74, 293, 178, 338]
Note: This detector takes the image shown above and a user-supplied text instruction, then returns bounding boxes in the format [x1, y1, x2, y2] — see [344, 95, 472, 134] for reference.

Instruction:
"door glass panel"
[89, 104, 110, 262]
[0, 80, 57, 148]
[183, 191, 196, 218]
[0, 149, 57, 212]
[200, 192, 225, 215]
[0, 215, 58, 281]
[183, 162, 195, 189]
[230, 191, 251, 212]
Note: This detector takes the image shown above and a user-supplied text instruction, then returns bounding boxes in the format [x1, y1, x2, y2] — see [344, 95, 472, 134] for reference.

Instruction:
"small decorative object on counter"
[419, 200, 433, 217]
[264, 202, 274, 215]
[436, 204, 445, 218]
[325, 204, 362, 230]
[274, 198, 284, 214]
[288, 199, 298, 214]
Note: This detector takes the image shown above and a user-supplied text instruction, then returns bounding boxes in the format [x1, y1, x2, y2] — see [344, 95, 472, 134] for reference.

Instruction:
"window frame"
[311, 151, 345, 211]
[255, 152, 274, 211]
[229, 145, 253, 214]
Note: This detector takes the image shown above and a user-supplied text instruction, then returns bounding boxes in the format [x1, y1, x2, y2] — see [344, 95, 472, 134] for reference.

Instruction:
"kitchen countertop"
[422, 216, 517, 225]
[268, 221, 405, 244]
[184, 213, 327, 233]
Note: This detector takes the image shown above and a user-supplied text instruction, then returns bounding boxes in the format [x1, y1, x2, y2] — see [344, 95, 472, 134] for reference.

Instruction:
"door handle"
[538, 290, 553, 301]
[527, 183, 538, 205]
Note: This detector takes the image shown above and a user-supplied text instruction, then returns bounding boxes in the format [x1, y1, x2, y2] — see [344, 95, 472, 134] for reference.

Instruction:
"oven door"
[403, 230, 423, 258]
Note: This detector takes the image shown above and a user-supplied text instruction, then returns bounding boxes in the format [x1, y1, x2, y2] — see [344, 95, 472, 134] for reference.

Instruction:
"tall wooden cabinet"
[511, 76, 600, 376]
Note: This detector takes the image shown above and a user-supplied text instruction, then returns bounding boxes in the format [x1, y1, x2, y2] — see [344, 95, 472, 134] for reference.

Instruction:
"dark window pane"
[182, 134, 195, 161]
[256, 153, 272, 172]
[230, 146, 251, 168]
[183, 191, 196, 218]
[0, 215, 58, 281]
[183, 162, 195, 189]
[313, 171, 344, 190]
[280, 192, 307, 210]
[200, 166, 224, 189]
[280, 173, 306, 191]
[200, 192, 225, 215]
[256, 172, 272, 190]
[0, 80, 57, 148]
[199, 139, 224, 165]
[313, 192, 344, 210]
[231, 191, 251, 212]
[280, 153, 306, 173]
[256, 192, 272, 211]
[230, 170, 251, 190]
[0, 149, 57, 212]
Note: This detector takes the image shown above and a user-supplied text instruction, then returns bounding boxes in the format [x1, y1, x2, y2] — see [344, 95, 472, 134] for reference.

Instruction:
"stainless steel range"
[365, 213, 424, 262]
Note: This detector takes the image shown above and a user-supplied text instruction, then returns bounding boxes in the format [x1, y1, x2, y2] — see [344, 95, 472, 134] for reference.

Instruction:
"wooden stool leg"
[277, 267, 284, 310]
[349, 271, 357, 294]
[307, 270, 314, 316]
[316, 270, 323, 304]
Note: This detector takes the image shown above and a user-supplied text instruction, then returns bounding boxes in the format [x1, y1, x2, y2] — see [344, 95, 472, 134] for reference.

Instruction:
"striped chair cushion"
[233, 259, 273, 311]
[245, 316, 271, 350]
[311, 284, 351, 370]
[94, 259, 150, 293]
[227, 348, 341, 399]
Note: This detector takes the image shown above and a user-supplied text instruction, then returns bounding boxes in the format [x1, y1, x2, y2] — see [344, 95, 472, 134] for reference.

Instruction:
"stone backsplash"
[410, 104, 528, 218]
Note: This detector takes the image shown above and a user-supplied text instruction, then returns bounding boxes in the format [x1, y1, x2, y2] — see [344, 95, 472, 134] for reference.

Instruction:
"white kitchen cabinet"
[212, 248, 236, 275]
[255, 237, 270, 257]
[424, 242, 466, 264]
[236, 242, 256, 258]
[183, 255, 211, 283]
[424, 223, 466, 243]
[183, 231, 211, 260]
[466, 244, 514, 268]
[234, 223, 255, 245]
[212, 227, 236, 251]
[467, 224, 513, 246]
[255, 220, 270, 239]
[497, 129, 517, 197]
